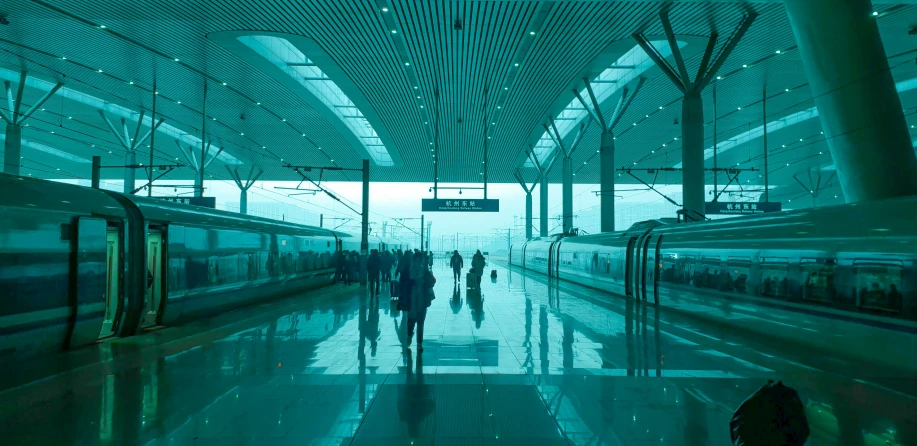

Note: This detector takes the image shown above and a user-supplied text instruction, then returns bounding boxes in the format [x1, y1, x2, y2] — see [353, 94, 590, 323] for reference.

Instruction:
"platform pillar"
[600, 131, 615, 232]
[3, 123, 21, 175]
[360, 159, 369, 287]
[682, 91, 705, 218]
[239, 188, 249, 214]
[539, 176, 548, 237]
[785, 0, 917, 202]
[123, 150, 136, 194]
[525, 191, 533, 240]
[562, 156, 573, 234]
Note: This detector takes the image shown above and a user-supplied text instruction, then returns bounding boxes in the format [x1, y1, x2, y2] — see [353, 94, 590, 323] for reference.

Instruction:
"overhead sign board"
[422, 198, 499, 212]
[155, 196, 217, 209]
[706, 201, 781, 215]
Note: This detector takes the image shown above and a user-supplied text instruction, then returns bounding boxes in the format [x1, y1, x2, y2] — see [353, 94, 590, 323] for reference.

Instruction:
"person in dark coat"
[367, 249, 381, 296]
[380, 251, 394, 283]
[397, 251, 414, 305]
[450, 250, 464, 283]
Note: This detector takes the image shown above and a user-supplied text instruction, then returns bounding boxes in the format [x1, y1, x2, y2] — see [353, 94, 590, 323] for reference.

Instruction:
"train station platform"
[1, 262, 915, 445]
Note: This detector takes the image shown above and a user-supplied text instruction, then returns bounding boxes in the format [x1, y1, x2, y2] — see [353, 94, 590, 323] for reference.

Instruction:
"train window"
[853, 260, 903, 313]
[696, 256, 722, 289]
[759, 258, 789, 299]
[726, 257, 751, 293]
[800, 258, 837, 304]
[660, 253, 679, 283]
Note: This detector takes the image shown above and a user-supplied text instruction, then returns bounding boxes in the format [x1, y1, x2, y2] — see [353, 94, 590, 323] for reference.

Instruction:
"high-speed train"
[511, 198, 917, 330]
[0, 174, 405, 360]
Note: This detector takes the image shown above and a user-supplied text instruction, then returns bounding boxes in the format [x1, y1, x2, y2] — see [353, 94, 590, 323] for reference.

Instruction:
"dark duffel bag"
[390, 279, 400, 297]
[730, 380, 809, 446]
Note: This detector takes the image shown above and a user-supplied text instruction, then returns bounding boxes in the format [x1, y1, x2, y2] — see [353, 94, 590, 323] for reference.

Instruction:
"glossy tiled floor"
[2, 261, 915, 445]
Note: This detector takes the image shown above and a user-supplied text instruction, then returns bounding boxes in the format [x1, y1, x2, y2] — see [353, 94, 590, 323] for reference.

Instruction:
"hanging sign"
[155, 196, 217, 208]
[422, 198, 500, 212]
[706, 201, 781, 215]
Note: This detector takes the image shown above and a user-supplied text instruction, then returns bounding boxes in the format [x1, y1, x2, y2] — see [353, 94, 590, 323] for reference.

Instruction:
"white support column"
[2, 73, 64, 175]
[562, 156, 573, 234]
[3, 123, 21, 175]
[785, 0, 917, 202]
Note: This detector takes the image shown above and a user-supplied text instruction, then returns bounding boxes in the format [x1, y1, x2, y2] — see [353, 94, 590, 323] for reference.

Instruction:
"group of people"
[450, 250, 487, 289]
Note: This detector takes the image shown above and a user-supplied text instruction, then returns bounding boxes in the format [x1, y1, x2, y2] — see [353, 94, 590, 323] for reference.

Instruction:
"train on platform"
[0, 174, 406, 359]
[511, 198, 917, 329]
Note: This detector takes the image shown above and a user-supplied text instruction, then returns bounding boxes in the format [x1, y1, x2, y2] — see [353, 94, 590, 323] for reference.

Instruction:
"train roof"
[0, 174, 127, 218]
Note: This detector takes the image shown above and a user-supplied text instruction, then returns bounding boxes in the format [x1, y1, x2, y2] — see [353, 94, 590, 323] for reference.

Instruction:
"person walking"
[405, 251, 433, 352]
[380, 250, 393, 283]
[450, 250, 464, 283]
[367, 249, 381, 296]
[471, 250, 486, 289]
[396, 250, 413, 302]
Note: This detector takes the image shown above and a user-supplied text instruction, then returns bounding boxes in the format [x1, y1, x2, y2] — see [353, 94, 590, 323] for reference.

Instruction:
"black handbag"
[730, 380, 809, 446]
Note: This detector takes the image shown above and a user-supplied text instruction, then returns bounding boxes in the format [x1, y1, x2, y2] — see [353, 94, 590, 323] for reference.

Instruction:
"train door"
[99, 225, 122, 338]
[69, 217, 109, 348]
[553, 242, 562, 277]
[547, 242, 555, 277]
[142, 231, 163, 327]
[632, 234, 648, 298]
[640, 235, 653, 301]
[648, 236, 663, 304]
[625, 236, 637, 297]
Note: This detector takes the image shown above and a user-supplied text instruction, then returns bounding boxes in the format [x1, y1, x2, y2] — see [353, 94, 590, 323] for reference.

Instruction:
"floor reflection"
[1, 264, 914, 445]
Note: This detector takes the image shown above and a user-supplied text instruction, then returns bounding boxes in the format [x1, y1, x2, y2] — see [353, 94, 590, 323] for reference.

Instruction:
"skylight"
[0, 68, 242, 165]
[0, 134, 90, 163]
[238, 35, 394, 167]
[674, 76, 917, 167]
[526, 41, 685, 167]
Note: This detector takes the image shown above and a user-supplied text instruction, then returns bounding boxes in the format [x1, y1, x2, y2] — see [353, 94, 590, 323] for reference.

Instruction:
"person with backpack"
[449, 250, 464, 283]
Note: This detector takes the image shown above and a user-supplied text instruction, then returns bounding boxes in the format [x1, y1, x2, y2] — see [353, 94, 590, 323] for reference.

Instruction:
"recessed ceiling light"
[737, 107, 742, 110]
[303, 133, 306, 136]
[68, 116, 72, 119]
[420, 105, 424, 108]
[99, 25, 106, 28]
[98, 69, 103, 73]
[241, 132, 244, 136]
[742, 64, 748, 68]
[417, 95, 420, 99]
[222, 82, 227, 86]
[405, 62, 410, 66]
[129, 81, 134, 84]
[497, 106, 501, 109]
[529, 31, 536, 35]
[633, 123, 637, 126]
[391, 30, 397, 34]
[872, 11, 879, 16]
[716, 76, 722, 80]
[785, 88, 790, 92]
[61, 57, 67, 60]
[659, 106, 664, 109]
[381, 7, 388, 12]
[177, 101, 181, 104]
[256, 102, 261, 105]
[504, 87, 508, 90]
[174, 58, 179, 62]
[775, 50, 781, 54]
[515, 63, 519, 67]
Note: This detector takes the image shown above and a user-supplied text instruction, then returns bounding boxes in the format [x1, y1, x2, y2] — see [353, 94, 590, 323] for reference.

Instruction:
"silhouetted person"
[472, 250, 486, 288]
[367, 249, 381, 296]
[450, 250, 464, 283]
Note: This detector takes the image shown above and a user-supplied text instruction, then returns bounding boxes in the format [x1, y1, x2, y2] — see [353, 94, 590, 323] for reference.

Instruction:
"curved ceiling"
[0, 0, 915, 205]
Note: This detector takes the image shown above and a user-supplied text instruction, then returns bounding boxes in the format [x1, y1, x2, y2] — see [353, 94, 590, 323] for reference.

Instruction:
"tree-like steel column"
[574, 77, 646, 232]
[1, 71, 64, 175]
[227, 165, 263, 214]
[544, 121, 587, 234]
[527, 149, 555, 238]
[99, 109, 165, 194]
[784, 0, 917, 202]
[175, 140, 223, 195]
[513, 168, 541, 240]
[634, 9, 755, 220]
